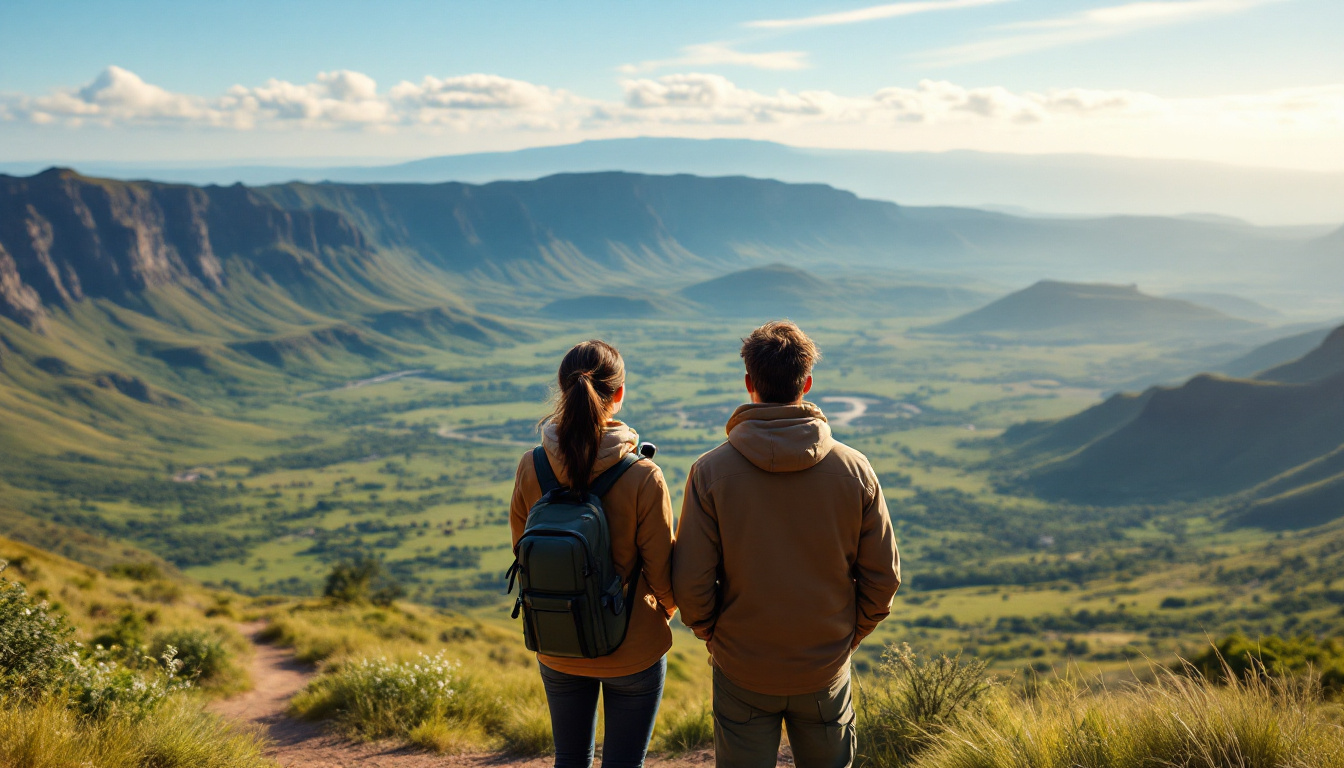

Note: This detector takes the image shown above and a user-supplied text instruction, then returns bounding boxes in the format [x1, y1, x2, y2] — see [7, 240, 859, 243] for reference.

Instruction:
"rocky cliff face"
[0, 169, 366, 330]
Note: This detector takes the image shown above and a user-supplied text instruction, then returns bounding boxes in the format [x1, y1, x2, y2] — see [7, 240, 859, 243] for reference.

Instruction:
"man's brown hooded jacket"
[673, 402, 901, 696]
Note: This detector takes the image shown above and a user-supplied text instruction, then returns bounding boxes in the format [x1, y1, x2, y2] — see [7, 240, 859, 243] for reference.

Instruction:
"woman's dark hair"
[547, 340, 625, 494]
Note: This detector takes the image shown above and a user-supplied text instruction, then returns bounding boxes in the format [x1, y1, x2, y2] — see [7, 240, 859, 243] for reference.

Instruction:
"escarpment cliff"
[0, 169, 368, 329]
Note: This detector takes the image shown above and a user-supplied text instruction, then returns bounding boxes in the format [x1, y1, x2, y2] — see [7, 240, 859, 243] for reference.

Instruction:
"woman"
[510, 340, 676, 768]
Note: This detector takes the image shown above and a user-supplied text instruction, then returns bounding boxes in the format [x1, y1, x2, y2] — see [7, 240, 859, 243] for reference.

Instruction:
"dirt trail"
[210, 623, 720, 768]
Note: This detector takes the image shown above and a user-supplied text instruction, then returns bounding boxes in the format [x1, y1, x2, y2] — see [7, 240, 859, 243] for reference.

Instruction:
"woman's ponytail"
[548, 341, 625, 494]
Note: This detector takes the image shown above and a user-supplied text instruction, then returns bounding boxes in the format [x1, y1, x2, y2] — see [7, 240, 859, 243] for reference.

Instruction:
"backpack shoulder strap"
[589, 452, 644, 498]
[532, 446, 561, 494]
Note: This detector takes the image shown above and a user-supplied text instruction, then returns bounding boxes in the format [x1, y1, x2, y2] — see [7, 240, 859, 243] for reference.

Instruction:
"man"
[673, 320, 901, 768]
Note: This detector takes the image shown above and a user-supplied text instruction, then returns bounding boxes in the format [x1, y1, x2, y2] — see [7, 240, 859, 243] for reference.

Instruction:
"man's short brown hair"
[740, 320, 821, 404]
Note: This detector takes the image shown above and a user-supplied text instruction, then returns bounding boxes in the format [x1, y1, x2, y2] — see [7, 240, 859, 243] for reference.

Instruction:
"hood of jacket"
[541, 420, 639, 485]
[725, 402, 834, 473]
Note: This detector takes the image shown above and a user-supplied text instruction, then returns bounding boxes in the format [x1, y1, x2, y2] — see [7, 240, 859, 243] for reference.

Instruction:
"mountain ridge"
[1000, 324, 1344, 523]
[11, 137, 1344, 225]
[8, 168, 1328, 333]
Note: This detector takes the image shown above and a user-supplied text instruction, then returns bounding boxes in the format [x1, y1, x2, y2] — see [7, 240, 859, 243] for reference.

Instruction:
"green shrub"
[857, 644, 995, 766]
[69, 646, 190, 720]
[0, 561, 76, 697]
[105, 562, 162, 582]
[918, 666, 1344, 768]
[322, 556, 403, 606]
[91, 611, 149, 656]
[291, 652, 459, 738]
[150, 628, 229, 683]
[1186, 633, 1344, 693]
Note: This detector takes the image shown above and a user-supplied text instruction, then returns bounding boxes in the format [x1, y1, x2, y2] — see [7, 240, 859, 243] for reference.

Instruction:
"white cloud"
[619, 73, 847, 124]
[27, 66, 214, 126]
[2, 67, 582, 132]
[390, 74, 568, 111]
[223, 70, 391, 128]
[2, 67, 1341, 170]
[619, 43, 810, 74]
[918, 0, 1286, 67]
[747, 0, 1012, 30]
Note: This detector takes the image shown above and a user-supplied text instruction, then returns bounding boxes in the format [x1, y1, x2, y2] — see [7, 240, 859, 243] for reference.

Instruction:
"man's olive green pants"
[711, 667, 855, 768]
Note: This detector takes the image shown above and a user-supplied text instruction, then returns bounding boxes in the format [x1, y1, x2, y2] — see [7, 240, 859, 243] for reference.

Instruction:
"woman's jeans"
[539, 657, 667, 768]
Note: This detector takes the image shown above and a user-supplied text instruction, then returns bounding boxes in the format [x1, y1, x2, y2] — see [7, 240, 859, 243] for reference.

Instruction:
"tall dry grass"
[915, 665, 1344, 768]
[0, 696, 273, 768]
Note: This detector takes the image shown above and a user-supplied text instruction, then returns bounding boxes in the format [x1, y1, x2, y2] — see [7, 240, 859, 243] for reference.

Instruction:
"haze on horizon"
[2, 0, 1342, 172]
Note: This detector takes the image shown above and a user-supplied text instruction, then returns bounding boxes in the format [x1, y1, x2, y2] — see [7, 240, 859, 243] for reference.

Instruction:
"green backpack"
[506, 445, 650, 658]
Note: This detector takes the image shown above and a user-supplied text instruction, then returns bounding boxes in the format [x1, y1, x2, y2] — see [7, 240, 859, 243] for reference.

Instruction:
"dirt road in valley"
[210, 623, 721, 768]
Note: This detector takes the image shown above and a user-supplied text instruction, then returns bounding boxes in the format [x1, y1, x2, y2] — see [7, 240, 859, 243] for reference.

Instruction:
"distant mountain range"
[923, 280, 1255, 342]
[10, 138, 1343, 226]
[6, 168, 1335, 337]
[1000, 325, 1344, 526]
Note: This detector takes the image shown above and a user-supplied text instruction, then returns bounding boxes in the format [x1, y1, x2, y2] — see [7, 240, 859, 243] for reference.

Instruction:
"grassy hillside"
[1000, 324, 1344, 518]
[0, 534, 273, 767]
[1218, 325, 1334, 378]
[1256, 325, 1344, 383]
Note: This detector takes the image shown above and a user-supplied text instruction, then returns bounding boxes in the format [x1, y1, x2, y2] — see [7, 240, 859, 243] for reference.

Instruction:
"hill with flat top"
[925, 280, 1254, 341]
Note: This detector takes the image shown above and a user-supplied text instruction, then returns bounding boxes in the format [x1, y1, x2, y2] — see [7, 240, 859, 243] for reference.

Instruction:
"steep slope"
[0, 169, 377, 331]
[925, 280, 1253, 341]
[998, 389, 1157, 458]
[254, 172, 971, 285]
[1003, 325, 1344, 521]
[1256, 325, 1344, 383]
[3, 168, 1323, 323]
[1217, 326, 1335, 378]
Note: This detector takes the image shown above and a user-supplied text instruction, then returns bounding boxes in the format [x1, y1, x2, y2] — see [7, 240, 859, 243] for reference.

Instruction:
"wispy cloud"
[619, 42, 809, 74]
[747, 0, 1012, 30]
[918, 0, 1286, 67]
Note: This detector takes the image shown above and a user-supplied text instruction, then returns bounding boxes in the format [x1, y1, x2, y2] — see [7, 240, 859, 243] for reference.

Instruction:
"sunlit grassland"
[7, 310, 1331, 679]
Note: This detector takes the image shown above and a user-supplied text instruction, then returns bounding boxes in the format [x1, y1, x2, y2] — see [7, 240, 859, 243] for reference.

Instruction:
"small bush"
[323, 556, 402, 606]
[290, 652, 459, 738]
[0, 561, 76, 697]
[69, 645, 190, 720]
[91, 611, 149, 657]
[105, 562, 162, 582]
[133, 581, 183, 604]
[857, 644, 995, 765]
[151, 628, 230, 683]
[652, 703, 714, 754]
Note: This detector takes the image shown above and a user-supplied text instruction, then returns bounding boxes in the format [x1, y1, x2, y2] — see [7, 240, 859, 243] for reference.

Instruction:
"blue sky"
[2, 0, 1341, 168]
